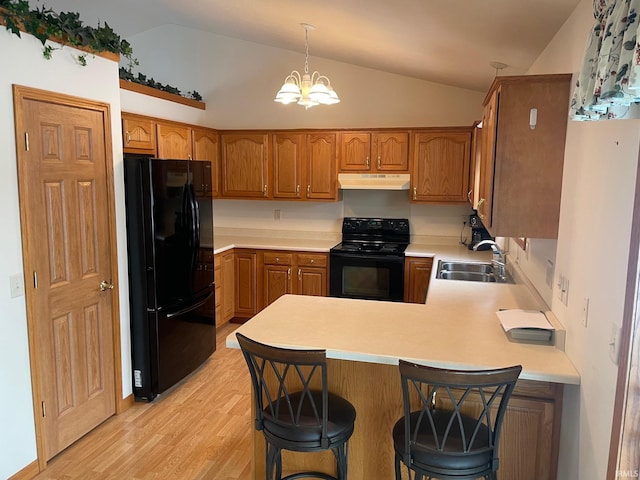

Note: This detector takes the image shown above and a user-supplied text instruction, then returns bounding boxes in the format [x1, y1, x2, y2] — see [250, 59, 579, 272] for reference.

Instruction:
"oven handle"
[330, 252, 405, 263]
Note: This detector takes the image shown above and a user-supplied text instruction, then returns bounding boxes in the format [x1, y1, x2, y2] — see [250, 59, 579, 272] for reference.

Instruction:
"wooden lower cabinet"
[404, 257, 434, 303]
[214, 251, 235, 325]
[260, 251, 328, 310]
[234, 249, 258, 319]
[252, 361, 563, 480]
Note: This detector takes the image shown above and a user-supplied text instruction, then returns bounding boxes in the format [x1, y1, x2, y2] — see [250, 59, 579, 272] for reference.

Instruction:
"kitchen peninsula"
[226, 282, 579, 479]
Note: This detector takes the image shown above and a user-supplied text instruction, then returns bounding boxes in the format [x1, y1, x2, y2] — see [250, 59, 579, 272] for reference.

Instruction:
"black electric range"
[329, 218, 410, 301]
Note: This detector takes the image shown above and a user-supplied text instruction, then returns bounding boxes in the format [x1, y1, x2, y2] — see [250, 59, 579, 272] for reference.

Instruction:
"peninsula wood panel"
[252, 359, 563, 480]
[234, 250, 258, 318]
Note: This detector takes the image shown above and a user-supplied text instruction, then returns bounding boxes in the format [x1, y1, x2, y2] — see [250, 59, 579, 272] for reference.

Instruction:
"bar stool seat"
[393, 360, 521, 480]
[237, 332, 356, 480]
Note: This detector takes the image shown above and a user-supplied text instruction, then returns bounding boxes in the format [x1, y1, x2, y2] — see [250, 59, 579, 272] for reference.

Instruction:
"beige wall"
[123, 25, 483, 238]
[0, 31, 130, 479]
[517, 1, 640, 478]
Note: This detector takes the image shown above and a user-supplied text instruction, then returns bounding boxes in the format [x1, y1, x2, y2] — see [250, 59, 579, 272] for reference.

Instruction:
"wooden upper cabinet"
[411, 129, 472, 203]
[307, 133, 337, 200]
[192, 127, 220, 198]
[339, 131, 409, 172]
[478, 74, 571, 238]
[157, 122, 192, 159]
[339, 132, 372, 171]
[272, 133, 305, 199]
[221, 133, 270, 198]
[373, 132, 409, 171]
[122, 113, 156, 155]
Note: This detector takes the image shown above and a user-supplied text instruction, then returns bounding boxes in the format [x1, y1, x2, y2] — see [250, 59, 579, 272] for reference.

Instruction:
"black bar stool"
[393, 360, 522, 480]
[236, 333, 356, 480]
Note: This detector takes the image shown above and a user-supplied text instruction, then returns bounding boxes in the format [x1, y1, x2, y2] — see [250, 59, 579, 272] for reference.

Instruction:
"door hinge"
[25, 132, 30, 151]
[33, 271, 38, 289]
[41, 401, 46, 418]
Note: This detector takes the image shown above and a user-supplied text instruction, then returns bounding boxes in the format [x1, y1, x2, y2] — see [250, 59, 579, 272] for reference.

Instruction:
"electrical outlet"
[581, 297, 589, 328]
[556, 274, 569, 305]
[609, 323, 622, 365]
[9, 273, 24, 298]
[274, 209, 281, 220]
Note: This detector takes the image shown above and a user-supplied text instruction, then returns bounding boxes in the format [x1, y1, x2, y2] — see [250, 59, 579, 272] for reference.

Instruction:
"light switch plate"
[9, 273, 25, 298]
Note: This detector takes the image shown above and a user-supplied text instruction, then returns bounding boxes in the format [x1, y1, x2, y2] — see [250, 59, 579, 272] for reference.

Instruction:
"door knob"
[99, 280, 114, 291]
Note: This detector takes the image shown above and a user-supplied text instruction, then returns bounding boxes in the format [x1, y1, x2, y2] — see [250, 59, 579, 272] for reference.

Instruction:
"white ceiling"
[44, 0, 581, 92]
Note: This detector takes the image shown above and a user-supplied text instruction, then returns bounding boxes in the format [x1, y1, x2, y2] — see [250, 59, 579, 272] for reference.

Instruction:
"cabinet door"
[297, 266, 327, 297]
[373, 132, 409, 172]
[411, 130, 471, 203]
[440, 388, 557, 480]
[221, 134, 270, 198]
[272, 133, 304, 199]
[478, 90, 498, 227]
[122, 114, 156, 154]
[339, 132, 371, 171]
[221, 251, 235, 323]
[307, 133, 337, 200]
[234, 250, 257, 317]
[263, 264, 293, 307]
[403, 257, 433, 303]
[192, 127, 219, 198]
[157, 122, 192, 159]
[468, 121, 483, 208]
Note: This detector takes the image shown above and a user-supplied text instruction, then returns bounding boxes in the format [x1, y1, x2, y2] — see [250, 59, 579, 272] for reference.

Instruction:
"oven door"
[329, 252, 404, 302]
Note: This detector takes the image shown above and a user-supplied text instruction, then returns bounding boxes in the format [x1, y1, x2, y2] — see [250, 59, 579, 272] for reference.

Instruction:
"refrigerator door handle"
[166, 295, 210, 319]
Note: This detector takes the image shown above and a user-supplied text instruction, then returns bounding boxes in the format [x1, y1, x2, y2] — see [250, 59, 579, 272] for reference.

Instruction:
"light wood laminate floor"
[33, 322, 252, 480]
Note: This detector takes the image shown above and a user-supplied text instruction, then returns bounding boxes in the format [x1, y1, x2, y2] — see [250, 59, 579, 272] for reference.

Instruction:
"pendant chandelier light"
[274, 23, 340, 109]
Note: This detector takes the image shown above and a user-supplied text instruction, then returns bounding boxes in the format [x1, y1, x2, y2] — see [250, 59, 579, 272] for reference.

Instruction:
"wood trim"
[607, 145, 640, 477]
[118, 393, 135, 413]
[7, 460, 40, 480]
[119, 79, 206, 110]
[12, 84, 123, 471]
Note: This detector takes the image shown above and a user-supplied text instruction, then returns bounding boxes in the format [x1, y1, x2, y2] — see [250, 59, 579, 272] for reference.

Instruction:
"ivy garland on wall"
[0, 0, 202, 101]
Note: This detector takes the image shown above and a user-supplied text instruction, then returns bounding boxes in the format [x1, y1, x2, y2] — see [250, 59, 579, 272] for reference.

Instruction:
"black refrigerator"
[123, 157, 215, 401]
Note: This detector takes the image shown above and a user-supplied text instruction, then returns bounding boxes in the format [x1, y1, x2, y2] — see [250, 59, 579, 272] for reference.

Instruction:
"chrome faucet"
[473, 240, 506, 278]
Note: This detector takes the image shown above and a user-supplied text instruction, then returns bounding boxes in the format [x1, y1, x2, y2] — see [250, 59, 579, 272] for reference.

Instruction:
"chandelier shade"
[274, 24, 340, 109]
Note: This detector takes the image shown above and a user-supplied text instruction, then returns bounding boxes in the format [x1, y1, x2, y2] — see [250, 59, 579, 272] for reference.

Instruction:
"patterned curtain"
[571, 0, 640, 120]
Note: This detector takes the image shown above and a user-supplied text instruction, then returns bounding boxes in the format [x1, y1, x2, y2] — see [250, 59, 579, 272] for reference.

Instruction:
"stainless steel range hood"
[338, 173, 411, 190]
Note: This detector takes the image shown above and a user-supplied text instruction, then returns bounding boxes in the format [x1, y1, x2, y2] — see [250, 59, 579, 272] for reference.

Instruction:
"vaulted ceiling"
[44, 0, 582, 92]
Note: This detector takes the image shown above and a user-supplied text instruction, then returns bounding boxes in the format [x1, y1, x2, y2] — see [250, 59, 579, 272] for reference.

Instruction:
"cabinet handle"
[296, 185, 300, 194]
[477, 198, 485, 207]
[310, 259, 314, 264]
[125, 131, 131, 146]
[298, 268, 302, 280]
[413, 187, 417, 200]
[366, 156, 370, 168]
[467, 190, 472, 202]
[287, 267, 291, 279]
[306, 185, 311, 197]
[188, 154, 192, 161]
[275, 257, 280, 263]
[263, 184, 268, 196]
[377, 156, 381, 169]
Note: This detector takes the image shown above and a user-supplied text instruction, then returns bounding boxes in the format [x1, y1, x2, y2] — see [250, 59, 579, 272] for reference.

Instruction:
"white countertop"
[226, 294, 579, 385]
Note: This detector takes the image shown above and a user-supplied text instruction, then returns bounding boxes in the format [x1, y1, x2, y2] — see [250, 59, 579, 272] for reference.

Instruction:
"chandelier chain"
[304, 27, 309, 74]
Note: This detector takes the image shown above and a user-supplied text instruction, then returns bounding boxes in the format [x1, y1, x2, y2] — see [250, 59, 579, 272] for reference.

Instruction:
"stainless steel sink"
[438, 271, 498, 282]
[436, 260, 514, 283]
[438, 261, 494, 274]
